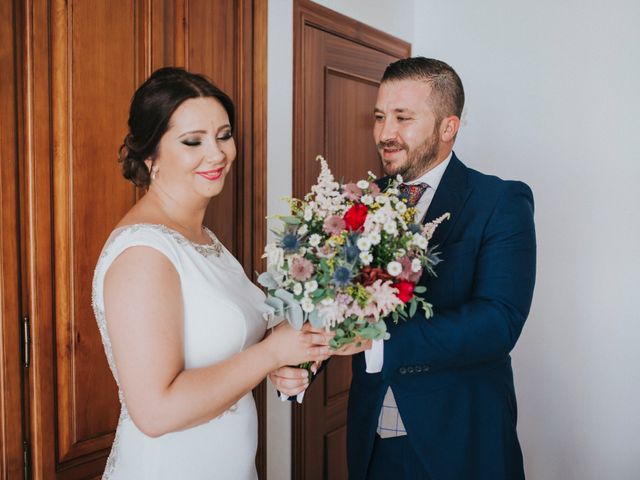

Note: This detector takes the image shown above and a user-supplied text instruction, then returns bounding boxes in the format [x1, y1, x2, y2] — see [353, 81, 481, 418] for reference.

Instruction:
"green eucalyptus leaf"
[409, 299, 417, 317]
[281, 215, 302, 225]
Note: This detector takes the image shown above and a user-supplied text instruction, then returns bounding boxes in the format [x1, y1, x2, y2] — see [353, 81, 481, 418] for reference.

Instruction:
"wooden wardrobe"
[0, 1, 267, 478]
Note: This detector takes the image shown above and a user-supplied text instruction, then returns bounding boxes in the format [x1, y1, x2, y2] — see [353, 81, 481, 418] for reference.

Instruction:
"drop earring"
[151, 166, 159, 180]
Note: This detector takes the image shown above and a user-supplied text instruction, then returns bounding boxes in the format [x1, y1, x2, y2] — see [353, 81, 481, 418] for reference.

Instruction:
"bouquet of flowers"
[259, 156, 448, 363]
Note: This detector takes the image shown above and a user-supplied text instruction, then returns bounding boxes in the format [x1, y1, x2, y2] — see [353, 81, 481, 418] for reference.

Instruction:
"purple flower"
[290, 257, 315, 281]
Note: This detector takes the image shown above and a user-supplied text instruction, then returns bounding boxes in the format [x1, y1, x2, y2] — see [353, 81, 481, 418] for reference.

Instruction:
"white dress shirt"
[365, 152, 452, 373]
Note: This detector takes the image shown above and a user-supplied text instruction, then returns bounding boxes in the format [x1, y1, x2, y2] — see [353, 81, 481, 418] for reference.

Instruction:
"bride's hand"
[268, 366, 310, 397]
[264, 322, 333, 368]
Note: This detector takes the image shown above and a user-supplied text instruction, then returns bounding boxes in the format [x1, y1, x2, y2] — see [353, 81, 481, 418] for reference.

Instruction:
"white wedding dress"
[92, 224, 268, 479]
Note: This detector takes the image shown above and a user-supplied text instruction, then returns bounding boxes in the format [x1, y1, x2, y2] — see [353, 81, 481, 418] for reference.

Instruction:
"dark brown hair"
[382, 57, 464, 124]
[118, 67, 235, 187]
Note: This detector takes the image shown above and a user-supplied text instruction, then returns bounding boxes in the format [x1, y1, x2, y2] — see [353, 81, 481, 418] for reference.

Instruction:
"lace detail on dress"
[118, 223, 223, 258]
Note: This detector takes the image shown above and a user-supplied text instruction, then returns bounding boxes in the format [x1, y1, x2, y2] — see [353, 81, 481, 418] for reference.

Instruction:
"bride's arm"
[104, 246, 330, 437]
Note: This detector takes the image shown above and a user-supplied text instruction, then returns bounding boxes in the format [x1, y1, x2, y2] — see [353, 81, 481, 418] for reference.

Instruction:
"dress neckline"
[112, 223, 223, 258]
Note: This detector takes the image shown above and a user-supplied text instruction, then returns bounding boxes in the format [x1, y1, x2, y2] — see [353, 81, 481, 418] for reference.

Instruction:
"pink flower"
[290, 256, 314, 281]
[343, 183, 362, 201]
[323, 215, 346, 235]
[398, 256, 422, 283]
[368, 183, 381, 195]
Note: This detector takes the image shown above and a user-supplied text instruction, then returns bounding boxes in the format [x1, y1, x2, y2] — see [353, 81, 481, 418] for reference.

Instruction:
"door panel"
[54, 0, 137, 464]
[292, 1, 410, 478]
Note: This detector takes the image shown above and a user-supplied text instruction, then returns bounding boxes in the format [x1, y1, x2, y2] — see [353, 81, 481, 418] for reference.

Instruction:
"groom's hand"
[331, 339, 373, 356]
[268, 366, 315, 397]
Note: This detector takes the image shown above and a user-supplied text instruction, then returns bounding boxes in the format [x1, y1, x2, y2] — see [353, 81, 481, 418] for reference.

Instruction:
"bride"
[92, 67, 331, 479]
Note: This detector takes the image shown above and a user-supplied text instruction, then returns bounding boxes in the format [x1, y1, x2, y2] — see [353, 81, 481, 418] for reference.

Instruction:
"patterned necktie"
[399, 182, 428, 207]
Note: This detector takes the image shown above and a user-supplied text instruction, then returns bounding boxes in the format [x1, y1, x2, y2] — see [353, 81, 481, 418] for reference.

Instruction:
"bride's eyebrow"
[178, 130, 207, 138]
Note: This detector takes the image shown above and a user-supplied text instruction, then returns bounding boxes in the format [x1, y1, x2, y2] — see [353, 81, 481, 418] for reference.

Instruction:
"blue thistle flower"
[343, 234, 360, 263]
[332, 266, 352, 287]
[408, 223, 421, 234]
[280, 232, 301, 253]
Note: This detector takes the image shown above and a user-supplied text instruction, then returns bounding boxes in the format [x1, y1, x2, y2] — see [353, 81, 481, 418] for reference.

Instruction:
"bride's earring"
[151, 165, 159, 181]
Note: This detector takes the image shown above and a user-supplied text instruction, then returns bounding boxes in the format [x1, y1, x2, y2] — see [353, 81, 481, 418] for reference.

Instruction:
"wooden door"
[292, 1, 410, 478]
[0, 0, 26, 478]
[5, 1, 267, 478]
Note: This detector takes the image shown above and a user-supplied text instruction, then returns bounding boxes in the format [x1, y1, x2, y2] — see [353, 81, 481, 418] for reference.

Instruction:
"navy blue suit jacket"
[347, 153, 536, 480]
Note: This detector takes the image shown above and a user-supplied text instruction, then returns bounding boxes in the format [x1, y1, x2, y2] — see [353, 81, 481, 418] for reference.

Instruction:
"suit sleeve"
[383, 181, 536, 373]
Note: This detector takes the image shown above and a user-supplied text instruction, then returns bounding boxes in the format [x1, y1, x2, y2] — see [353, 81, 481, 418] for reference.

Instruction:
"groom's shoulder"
[460, 157, 533, 200]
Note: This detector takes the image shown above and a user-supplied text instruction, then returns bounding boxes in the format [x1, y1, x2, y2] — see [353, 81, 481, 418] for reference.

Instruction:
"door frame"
[291, 1, 410, 477]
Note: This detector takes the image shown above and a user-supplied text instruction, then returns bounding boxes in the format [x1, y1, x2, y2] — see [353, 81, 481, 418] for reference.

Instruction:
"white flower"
[383, 221, 398, 236]
[386, 187, 399, 196]
[357, 180, 369, 189]
[293, 282, 303, 296]
[305, 280, 318, 293]
[367, 171, 377, 180]
[304, 207, 313, 221]
[374, 209, 389, 224]
[412, 233, 428, 250]
[263, 243, 285, 269]
[368, 231, 381, 245]
[359, 251, 373, 265]
[361, 194, 374, 205]
[356, 237, 372, 252]
[321, 297, 335, 306]
[298, 224, 308, 236]
[301, 297, 315, 313]
[387, 261, 402, 277]
[396, 174, 404, 183]
[318, 299, 347, 328]
[411, 258, 422, 273]
[309, 233, 322, 247]
[394, 248, 406, 259]
[376, 195, 388, 205]
[395, 202, 407, 214]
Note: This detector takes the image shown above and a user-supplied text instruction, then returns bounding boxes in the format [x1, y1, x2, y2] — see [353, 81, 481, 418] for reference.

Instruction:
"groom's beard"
[379, 127, 440, 182]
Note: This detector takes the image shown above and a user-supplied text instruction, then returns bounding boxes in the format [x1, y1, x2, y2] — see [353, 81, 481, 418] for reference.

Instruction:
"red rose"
[343, 203, 368, 232]
[393, 280, 415, 303]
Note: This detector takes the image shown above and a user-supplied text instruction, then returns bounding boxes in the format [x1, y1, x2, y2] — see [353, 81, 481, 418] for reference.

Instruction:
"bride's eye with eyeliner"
[217, 131, 233, 142]
[181, 138, 201, 147]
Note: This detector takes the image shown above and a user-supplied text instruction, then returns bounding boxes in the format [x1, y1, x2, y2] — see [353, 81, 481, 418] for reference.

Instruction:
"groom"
[271, 57, 536, 479]
[346, 57, 536, 479]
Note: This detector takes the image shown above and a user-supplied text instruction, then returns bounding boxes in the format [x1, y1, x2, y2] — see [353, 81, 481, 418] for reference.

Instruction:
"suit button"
[415, 365, 422, 373]
[407, 366, 414, 374]
[398, 367, 407, 375]
[423, 364, 431, 372]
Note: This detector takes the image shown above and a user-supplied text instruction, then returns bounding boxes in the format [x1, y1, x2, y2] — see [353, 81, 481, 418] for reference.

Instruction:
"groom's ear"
[440, 116, 460, 143]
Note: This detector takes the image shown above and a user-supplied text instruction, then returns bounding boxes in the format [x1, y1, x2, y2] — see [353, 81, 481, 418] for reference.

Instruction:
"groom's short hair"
[382, 57, 465, 124]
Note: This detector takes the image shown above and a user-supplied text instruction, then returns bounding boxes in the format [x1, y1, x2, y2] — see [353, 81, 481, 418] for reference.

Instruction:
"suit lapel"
[423, 153, 472, 248]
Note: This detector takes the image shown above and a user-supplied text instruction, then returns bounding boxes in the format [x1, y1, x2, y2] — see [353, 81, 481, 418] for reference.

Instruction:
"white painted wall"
[266, 1, 414, 478]
[413, 1, 640, 479]
[266, 2, 294, 478]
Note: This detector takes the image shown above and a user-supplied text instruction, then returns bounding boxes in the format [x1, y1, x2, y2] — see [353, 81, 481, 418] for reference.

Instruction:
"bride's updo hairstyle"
[119, 67, 235, 187]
